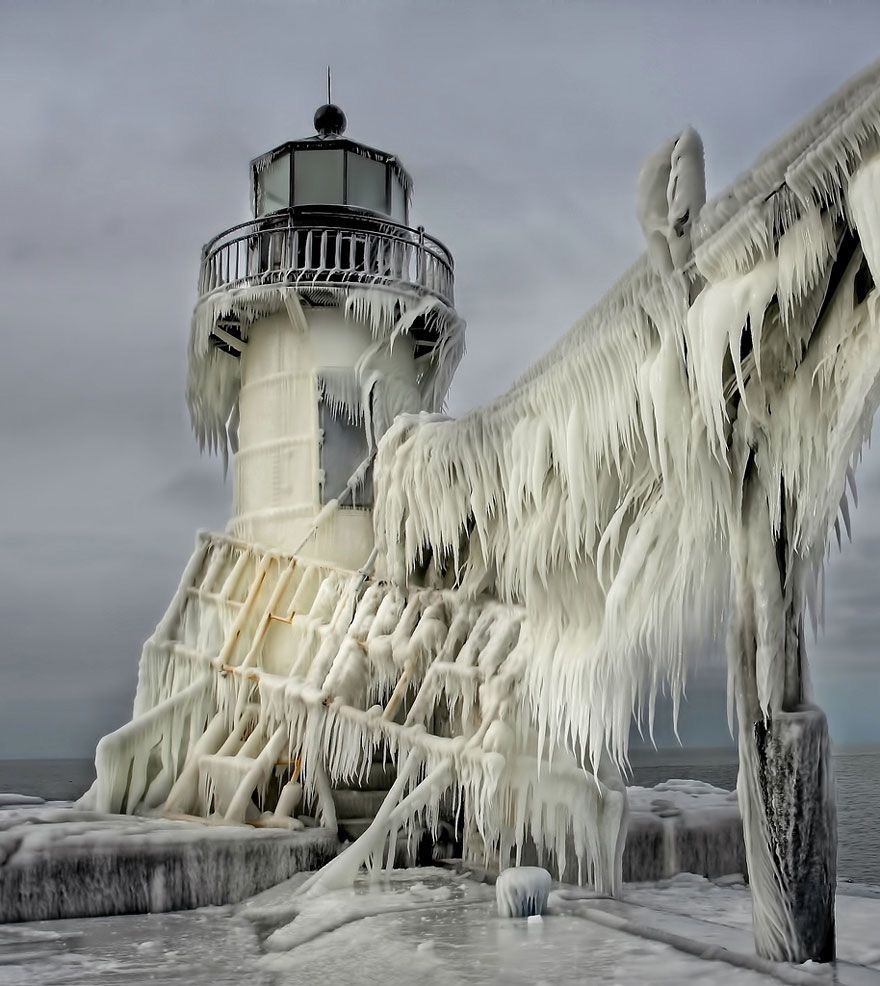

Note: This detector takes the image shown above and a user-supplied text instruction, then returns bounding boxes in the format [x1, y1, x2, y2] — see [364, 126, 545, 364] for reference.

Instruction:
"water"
[0, 758, 95, 802]
[1, 751, 878, 884]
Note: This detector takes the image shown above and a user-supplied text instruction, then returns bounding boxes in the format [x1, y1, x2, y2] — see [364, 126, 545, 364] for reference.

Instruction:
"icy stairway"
[329, 760, 428, 864]
[333, 761, 397, 842]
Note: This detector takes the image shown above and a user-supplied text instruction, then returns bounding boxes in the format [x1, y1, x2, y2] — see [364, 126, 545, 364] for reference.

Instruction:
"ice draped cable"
[373, 62, 880, 778]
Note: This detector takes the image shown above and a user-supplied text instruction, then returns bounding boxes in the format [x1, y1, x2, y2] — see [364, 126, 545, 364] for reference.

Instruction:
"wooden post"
[753, 706, 836, 962]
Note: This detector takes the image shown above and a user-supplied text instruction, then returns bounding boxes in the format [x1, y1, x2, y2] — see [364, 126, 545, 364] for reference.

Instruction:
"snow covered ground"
[2, 867, 879, 985]
[1, 786, 876, 985]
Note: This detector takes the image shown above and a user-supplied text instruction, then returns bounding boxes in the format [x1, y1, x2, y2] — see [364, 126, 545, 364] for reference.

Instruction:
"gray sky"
[2, 0, 880, 759]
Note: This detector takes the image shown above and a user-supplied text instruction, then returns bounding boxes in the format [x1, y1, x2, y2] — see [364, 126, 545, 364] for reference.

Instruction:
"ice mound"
[0, 793, 44, 807]
[0, 800, 338, 922]
[496, 866, 552, 918]
[625, 779, 743, 882]
[513, 779, 744, 884]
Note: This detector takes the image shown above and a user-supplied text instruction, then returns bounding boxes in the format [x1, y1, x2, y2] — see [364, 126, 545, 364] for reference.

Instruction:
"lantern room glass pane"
[390, 176, 406, 222]
[258, 153, 290, 215]
[347, 152, 387, 214]
[293, 148, 344, 205]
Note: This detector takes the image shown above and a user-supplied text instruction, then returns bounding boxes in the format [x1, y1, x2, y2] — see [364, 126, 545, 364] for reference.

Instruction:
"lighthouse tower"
[188, 101, 462, 570]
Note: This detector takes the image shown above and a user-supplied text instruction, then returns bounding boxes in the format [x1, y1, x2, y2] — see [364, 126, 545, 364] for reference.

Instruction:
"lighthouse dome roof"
[313, 102, 347, 137]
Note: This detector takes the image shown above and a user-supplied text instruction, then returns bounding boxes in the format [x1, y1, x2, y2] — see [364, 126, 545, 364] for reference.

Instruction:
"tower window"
[318, 400, 373, 508]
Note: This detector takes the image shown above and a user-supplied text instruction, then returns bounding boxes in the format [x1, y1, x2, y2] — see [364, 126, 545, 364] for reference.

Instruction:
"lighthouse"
[88, 87, 637, 890]
[188, 100, 463, 570]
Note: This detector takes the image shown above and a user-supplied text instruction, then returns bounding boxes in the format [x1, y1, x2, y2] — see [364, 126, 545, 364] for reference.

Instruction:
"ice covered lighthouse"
[91, 99, 629, 890]
[93, 62, 880, 963]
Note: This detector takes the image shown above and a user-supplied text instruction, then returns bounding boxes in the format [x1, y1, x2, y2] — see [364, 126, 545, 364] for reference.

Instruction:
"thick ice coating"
[85, 532, 628, 894]
[370, 62, 880, 956]
[496, 866, 552, 918]
[89, 63, 880, 942]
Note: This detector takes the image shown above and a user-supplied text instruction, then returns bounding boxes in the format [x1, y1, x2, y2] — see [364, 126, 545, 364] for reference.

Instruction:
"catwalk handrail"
[198, 207, 455, 308]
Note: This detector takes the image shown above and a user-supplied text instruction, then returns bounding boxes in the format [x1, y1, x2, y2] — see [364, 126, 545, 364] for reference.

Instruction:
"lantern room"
[251, 102, 411, 222]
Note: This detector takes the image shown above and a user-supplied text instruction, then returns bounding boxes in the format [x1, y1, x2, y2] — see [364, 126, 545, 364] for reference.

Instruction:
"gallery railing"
[198, 207, 455, 309]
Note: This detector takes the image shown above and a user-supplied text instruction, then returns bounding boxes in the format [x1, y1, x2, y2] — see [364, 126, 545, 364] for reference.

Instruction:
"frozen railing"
[198, 206, 455, 308]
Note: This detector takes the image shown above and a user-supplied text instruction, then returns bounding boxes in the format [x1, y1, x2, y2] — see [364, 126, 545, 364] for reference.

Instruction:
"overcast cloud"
[2, 0, 880, 758]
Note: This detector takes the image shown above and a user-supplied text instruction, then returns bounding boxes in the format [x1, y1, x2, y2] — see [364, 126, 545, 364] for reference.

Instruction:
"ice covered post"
[636, 122, 863, 964]
[729, 480, 836, 964]
[188, 99, 462, 568]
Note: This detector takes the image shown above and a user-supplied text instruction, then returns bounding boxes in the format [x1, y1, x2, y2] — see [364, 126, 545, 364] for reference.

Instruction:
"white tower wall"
[229, 304, 419, 571]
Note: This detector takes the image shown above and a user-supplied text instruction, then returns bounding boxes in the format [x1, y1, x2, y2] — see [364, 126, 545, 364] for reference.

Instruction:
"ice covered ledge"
[502, 780, 745, 884]
[622, 780, 744, 882]
[0, 800, 338, 923]
[1, 780, 743, 923]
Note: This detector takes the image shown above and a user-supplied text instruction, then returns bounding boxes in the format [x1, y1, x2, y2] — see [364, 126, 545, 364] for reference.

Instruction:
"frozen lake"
[2, 868, 879, 986]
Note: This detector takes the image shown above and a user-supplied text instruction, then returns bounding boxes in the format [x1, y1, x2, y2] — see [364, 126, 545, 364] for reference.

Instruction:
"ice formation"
[637, 125, 706, 275]
[368, 62, 880, 958]
[90, 61, 880, 961]
[87, 531, 627, 895]
[0, 800, 337, 921]
[495, 866, 552, 918]
[187, 283, 464, 460]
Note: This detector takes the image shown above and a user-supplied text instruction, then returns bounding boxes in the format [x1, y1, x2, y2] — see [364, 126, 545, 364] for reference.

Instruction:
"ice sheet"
[2, 868, 879, 985]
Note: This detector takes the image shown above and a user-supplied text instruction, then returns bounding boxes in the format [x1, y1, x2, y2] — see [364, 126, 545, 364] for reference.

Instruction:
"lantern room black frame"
[251, 137, 413, 224]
